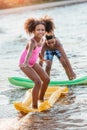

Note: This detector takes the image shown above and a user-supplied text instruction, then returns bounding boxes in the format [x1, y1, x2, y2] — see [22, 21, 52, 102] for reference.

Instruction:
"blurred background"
[0, 1, 87, 130]
[0, 0, 68, 9]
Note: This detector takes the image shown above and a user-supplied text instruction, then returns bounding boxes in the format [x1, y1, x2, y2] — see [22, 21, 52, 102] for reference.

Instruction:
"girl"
[19, 17, 53, 109]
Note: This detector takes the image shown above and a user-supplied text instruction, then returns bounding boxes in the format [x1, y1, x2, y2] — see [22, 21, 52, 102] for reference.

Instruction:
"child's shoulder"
[55, 38, 62, 46]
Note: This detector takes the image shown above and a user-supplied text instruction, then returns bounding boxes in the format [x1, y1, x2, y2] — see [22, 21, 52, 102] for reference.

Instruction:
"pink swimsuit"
[19, 46, 42, 67]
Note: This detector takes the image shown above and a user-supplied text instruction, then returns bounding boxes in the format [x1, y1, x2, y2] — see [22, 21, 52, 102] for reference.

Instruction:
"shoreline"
[0, 0, 87, 15]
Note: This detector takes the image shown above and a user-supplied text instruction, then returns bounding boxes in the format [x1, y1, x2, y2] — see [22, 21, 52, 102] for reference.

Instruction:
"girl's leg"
[20, 66, 42, 109]
[33, 63, 50, 101]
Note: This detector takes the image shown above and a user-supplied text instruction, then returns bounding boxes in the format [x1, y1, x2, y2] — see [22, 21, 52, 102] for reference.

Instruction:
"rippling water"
[0, 2, 87, 130]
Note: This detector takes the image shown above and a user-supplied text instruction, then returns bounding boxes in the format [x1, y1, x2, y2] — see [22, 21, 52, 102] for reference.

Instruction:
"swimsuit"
[19, 46, 42, 67]
[45, 50, 61, 61]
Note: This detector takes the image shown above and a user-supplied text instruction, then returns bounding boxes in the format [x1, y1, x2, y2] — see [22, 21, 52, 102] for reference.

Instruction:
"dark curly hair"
[40, 16, 55, 33]
[24, 16, 55, 35]
[24, 17, 46, 35]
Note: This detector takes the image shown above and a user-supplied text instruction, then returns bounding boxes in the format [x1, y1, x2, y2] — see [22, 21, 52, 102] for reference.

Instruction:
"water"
[0, 2, 87, 130]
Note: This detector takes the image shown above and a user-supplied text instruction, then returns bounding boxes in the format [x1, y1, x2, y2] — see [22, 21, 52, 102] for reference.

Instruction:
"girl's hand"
[23, 64, 28, 68]
[20, 62, 31, 68]
[39, 53, 46, 62]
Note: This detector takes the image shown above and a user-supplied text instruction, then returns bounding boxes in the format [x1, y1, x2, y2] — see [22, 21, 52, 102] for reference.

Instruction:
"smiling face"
[34, 24, 46, 39]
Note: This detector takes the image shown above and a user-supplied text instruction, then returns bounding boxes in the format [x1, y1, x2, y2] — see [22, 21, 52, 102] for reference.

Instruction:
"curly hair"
[24, 16, 55, 35]
[40, 16, 55, 33]
[24, 17, 46, 35]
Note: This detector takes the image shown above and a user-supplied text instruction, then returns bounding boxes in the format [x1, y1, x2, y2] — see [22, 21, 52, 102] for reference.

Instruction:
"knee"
[34, 79, 42, 88]
[44, 76, 50, 84]
[47, 77, 50, 83]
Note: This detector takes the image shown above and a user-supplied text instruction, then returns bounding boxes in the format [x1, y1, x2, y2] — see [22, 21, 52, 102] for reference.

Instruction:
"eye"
[42, 29, 45, 31]
[48, 42, 53, 44]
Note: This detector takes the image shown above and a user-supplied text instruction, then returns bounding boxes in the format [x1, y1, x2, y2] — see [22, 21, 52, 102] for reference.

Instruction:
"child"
[19, 17, 53, 109]
[39, 17, 76, 80]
